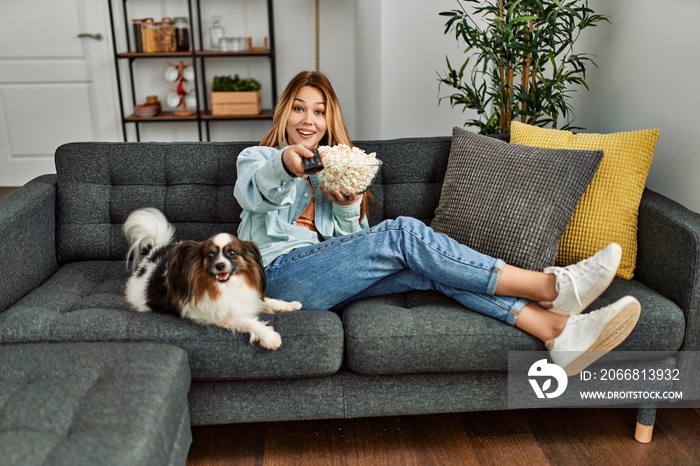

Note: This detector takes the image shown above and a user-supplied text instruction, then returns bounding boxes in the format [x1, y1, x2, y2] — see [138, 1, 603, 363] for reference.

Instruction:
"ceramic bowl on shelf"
[183, 66, 195, 82]
[164, 66, 180, 83]
[166, 93, 182, 109]
[185, 93, 197, 109]
[133, 103, 159, 117]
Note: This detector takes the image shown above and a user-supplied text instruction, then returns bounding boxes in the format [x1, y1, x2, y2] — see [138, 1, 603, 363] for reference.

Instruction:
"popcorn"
[316, 144, 381, 194]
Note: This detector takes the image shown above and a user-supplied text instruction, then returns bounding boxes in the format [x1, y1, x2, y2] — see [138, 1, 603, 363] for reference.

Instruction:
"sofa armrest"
[636, 188, 700, 350]
[0, 175, 59, 312]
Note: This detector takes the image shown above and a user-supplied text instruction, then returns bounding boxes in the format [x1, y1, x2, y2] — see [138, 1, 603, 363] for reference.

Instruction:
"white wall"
[354, 0, 471, 140]
[573, 0, 700, 213]
[354, 0, 382, 139]
[5, 0, 700, 214]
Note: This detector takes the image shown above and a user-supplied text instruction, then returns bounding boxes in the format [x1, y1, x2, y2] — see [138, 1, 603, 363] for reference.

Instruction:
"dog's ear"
[240, 240, 267, 295]
[167, 240, 201, 304]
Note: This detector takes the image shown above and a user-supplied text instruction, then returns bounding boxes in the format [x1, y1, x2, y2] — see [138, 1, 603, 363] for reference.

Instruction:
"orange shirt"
[295, 180, 323, 240]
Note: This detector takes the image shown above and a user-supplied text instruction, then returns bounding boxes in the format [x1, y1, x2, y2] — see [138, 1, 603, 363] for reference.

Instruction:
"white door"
[0, 0, 120, 186]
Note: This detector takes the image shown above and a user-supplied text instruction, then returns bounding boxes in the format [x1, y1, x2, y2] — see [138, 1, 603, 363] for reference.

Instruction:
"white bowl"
[317, 159, 382, 195]
[166, 93, 182, 109]
[183, 66, 195, 82]
[164, 66, 180, 83]
[185, 93, 197, 109]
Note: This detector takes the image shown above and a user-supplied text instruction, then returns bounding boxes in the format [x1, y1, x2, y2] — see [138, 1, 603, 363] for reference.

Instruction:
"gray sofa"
[0, 343, 191, 466]
[1, 137, 698, 451]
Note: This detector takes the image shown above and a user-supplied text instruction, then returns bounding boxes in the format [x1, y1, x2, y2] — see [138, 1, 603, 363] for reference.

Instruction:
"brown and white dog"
[123, 208, 301, 349]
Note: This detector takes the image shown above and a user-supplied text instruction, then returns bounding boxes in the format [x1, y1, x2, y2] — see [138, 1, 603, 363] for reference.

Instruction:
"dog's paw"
[257, 330, 282, 350]
[282, 301, 302, 312]
[262, 297, 302, 313]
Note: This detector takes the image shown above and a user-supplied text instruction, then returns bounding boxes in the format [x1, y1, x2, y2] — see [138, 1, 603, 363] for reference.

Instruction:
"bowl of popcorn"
[316, 144, 382, 195]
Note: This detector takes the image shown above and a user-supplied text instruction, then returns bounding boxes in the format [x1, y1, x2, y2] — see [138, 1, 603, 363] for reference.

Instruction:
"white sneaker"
[539, 243, 622, 316]
[546, 296, 641, 377]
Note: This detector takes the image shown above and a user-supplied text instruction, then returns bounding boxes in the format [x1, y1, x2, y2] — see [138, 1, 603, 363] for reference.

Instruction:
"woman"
[234, 71, 640, 376]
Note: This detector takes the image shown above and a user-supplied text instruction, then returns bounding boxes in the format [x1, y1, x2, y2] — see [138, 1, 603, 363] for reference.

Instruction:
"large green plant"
[438, 0, 608, 134]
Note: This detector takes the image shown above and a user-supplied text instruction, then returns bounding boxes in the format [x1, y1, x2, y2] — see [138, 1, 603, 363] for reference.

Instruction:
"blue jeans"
[264, 216, 529, 325]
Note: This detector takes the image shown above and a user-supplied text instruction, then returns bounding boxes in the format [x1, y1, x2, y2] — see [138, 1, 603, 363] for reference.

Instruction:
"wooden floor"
[187, 408, 700, 466]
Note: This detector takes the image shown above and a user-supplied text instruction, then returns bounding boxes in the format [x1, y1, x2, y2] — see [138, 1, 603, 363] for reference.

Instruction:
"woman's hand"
[281, 144, 318, 178]
[320, 186, 361, 206]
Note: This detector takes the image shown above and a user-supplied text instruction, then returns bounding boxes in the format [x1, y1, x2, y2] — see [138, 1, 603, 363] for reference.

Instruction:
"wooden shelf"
[125, 111, 198, 122]
[109, 0, 278, 141]
[197, 48, 272, 57]
[117, 52, 194, 59]
[116, 48, 271, 60]
[125, 110, 274, 122]
[202, 109, 273, 120]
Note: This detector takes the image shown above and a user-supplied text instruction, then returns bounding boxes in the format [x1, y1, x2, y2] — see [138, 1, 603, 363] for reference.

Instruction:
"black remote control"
[303, 149, 324, 174]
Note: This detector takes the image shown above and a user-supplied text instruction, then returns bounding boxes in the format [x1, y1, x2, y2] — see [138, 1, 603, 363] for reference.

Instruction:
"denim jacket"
[234, 146, 368, 266]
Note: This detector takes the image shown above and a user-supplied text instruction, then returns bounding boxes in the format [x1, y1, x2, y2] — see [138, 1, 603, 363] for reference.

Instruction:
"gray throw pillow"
[431, 127, 603, 271]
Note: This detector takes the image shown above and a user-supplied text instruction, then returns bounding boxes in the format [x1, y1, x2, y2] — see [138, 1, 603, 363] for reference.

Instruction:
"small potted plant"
[210, 74, 262, 116]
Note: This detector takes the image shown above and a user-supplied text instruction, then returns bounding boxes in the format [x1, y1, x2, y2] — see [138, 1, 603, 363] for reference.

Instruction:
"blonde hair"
[262, 70, 372, 219]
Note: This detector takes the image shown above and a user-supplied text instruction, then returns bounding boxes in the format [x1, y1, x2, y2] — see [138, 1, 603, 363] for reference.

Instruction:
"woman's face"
[285, 85, 327, 150]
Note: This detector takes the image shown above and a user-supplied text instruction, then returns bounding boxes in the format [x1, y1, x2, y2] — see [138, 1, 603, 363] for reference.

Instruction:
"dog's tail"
[123, 207, 175, 270]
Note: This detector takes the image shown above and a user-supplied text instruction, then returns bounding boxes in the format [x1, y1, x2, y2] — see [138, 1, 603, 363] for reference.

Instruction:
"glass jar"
[131, 19, 143, 52]
[159, 17, 176, 52]
[209, 16, 224, 50]
[220, 37, 247, 52]
[141, 18, 159, 53]
[174, 17, 190, 52]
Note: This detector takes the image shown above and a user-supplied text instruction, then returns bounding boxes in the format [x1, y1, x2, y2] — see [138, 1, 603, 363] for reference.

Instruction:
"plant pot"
[211, 91, 261, 116]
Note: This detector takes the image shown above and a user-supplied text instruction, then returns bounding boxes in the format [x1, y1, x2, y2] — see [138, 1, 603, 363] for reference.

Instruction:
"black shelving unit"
[107, 0, 277, 141]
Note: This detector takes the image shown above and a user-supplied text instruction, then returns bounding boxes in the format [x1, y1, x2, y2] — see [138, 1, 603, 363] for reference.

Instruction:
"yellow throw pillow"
[510, 121, 660, 279]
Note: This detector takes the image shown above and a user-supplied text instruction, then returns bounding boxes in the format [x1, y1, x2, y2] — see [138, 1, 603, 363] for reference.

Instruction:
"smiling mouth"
[297, 129, 314, 137]
[216, 272, 231, 282]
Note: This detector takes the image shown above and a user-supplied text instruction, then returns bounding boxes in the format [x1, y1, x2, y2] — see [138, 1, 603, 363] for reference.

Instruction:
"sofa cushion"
[54, 138, 453, 261]
[510, 122, 660, 279]
[343, 282, 685, 375]
[0, 343, 191, 466]
[431, 127, 603, 271]
[343, 291, 541, 375]
[55, 142, 255, 262]
[0, 262, 344, 380]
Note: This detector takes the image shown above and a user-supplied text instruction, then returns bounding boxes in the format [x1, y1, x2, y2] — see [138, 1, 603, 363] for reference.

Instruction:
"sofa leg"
[634, 405, 656, 443]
